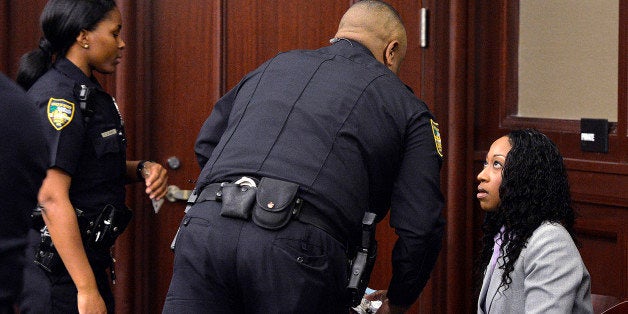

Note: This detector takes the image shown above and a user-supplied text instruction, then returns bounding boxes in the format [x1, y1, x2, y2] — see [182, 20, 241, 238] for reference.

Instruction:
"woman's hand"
[77, 288, 107, 314]
[141, 161, 168, 200]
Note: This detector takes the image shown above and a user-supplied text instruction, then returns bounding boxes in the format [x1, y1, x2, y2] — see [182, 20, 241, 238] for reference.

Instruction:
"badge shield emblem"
[47, 98, 75, 130]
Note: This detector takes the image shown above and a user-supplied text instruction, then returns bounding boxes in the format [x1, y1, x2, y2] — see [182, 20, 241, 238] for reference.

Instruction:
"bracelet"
[136, 160, 149, 180]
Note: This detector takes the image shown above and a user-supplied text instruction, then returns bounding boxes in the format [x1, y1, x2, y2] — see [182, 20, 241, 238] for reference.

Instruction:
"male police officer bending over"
[163, 1, 445, 313]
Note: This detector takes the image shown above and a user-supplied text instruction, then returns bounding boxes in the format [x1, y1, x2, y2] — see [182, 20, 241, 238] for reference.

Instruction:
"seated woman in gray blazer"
[476, 129, 592, 314]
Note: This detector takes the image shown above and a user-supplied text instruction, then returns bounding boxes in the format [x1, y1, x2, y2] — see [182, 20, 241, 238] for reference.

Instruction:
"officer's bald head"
[334, 0, 407, 74]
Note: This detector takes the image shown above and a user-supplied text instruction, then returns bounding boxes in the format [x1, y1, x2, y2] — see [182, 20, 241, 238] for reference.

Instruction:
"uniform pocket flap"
[255, 177, 299, 212]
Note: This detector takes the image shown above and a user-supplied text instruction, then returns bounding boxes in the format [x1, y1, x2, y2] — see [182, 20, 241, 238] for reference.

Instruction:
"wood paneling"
[575, 205, 627, 297]
[1, 1, 7, 72]
[224, 0, 351, 91]
[1, 1, 47, 77]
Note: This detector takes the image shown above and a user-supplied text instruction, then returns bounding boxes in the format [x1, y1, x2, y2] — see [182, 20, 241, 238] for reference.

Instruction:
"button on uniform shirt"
[195, 40, 445, 305]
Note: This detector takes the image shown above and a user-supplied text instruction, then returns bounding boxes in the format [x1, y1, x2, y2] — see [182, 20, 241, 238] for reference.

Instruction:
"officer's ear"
[76, 30, 90, 49]
[384, 41, 399, 63]
[383, 40, 401, 73]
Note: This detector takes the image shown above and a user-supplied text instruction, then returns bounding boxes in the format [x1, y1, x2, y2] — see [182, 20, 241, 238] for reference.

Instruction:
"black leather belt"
[296, 202, 347, 247]
[194, 182, 223, 203]
[192, 182, 347, 246]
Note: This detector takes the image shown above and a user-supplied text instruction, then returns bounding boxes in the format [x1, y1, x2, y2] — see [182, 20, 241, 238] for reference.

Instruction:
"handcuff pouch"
[252, 177, 300, 230]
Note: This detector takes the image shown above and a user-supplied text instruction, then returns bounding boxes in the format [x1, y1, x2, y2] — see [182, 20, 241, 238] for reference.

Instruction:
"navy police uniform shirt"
[27, 58, 127, 214]
[0, 73, 48, 306]
[195, 39, 445, 306]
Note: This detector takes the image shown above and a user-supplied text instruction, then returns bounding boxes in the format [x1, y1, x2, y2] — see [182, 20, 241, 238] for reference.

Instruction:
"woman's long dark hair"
[476, 129, 576, 292]
[16, 0, 117, 90]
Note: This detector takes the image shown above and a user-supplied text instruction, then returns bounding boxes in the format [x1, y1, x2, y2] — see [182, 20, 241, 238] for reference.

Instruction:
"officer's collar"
[53, 58, 101, 90]
[328, 38, 377, 60]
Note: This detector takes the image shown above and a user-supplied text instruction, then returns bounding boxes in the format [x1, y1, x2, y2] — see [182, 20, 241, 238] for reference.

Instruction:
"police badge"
[47, 98, 75, 130]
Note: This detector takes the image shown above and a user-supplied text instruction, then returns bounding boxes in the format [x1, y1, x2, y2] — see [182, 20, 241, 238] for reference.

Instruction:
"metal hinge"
[420, 8, 428, 48]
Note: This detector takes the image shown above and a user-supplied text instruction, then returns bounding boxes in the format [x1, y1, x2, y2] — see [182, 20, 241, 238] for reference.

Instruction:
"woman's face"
[476, 136, 512, 212]
[85, 8, 125, 74]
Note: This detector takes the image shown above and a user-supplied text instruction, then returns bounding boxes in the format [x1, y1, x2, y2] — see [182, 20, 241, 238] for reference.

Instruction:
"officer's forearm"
[38, 168, 100, 294]
[42, 203, 99, 292]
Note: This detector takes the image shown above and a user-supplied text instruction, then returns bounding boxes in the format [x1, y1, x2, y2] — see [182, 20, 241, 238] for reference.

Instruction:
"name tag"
[101, 129, 117, 138]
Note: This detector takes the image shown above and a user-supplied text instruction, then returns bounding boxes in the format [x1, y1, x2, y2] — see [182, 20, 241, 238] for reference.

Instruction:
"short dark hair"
[357, 0, 403, 25]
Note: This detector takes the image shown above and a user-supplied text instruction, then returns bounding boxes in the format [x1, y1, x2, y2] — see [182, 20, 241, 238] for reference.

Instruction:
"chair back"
[591, 294, 625, 314]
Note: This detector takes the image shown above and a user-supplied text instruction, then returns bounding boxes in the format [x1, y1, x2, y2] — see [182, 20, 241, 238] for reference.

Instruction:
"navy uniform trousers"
[19, 230, 114, 314]
[163, 199, 349, 314]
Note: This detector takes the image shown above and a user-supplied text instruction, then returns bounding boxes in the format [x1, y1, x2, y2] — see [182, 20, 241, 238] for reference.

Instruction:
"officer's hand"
[142, 161, 168, 200]
[77, 289, 107, 314]
[365, 290, 409, 314]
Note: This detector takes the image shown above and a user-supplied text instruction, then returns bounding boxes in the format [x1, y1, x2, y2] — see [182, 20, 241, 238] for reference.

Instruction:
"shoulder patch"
[47, 98, 75, 130]
[430, 119, 443, 157]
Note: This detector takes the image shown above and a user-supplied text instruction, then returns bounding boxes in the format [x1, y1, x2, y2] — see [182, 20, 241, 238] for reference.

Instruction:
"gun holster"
[83, 204, 133, 250]
[33, 226, 63, 273]
[32, 205, 132, 273]
[32, 207, 82, 273]
[346, 212, 378, 307]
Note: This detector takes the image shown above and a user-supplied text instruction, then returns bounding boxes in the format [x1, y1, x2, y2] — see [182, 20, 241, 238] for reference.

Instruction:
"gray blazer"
[477, 222, 593, 313]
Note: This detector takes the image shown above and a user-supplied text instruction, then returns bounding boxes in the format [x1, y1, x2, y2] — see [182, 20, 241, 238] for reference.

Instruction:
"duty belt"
[193, 182, 347, 246]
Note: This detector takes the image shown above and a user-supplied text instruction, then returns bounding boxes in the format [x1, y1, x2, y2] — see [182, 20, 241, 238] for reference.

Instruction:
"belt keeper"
[292, 198, 303, 216]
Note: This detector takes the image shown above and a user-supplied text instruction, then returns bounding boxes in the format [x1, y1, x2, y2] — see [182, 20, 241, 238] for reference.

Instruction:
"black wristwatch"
[136, 160, 150, 180]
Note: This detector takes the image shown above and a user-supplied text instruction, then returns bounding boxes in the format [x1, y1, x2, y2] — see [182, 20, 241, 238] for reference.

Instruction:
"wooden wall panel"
[1, 1, 46, 77]
[575, 202, 627, 297]
[1, 1, 7, 72]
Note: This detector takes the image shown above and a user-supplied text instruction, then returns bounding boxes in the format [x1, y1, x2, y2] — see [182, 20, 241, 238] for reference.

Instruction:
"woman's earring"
[83, 44, 89, 49]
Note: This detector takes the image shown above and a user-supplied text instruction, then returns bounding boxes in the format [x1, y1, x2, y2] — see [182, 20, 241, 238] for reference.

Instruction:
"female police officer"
[17, 1, 167, 313]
